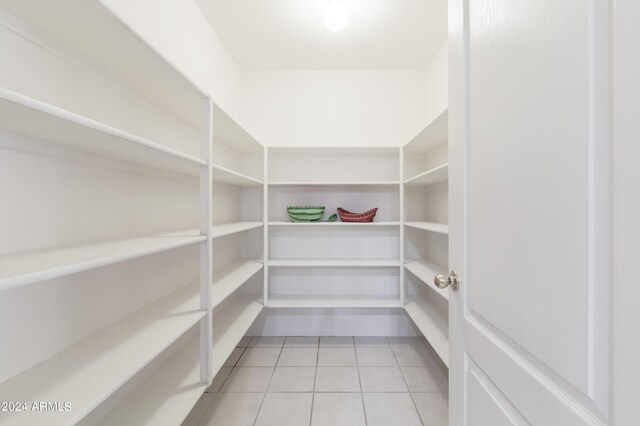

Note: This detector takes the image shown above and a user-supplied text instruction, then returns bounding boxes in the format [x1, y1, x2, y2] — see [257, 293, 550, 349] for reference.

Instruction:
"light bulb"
[324, 0, 349, 32]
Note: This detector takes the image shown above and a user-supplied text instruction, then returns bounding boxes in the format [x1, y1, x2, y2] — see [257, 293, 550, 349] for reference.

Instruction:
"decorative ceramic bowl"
[337, 207, 378, 222]
[287, 206, 325, 222]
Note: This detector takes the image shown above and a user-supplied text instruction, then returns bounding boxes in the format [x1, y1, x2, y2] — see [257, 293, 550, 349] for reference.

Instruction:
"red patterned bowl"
[337, 207, 378, 222]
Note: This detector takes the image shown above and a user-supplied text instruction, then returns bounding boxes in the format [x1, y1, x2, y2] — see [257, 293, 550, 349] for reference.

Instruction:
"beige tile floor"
[183, 336, 448, 426]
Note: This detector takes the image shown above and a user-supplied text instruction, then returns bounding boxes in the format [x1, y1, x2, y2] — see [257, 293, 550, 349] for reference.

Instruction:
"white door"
[448, 0, 610, 424]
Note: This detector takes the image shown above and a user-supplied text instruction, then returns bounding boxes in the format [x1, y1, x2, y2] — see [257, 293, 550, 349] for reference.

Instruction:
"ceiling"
[195, 0, 448, 70]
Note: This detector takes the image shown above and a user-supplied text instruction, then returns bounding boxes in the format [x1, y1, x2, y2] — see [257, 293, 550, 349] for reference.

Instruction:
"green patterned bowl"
[287, 206, 325, 222]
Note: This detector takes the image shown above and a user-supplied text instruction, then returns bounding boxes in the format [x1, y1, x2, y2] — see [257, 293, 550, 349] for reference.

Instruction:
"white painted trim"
[399, 146, 406, 306]
[199, 96, 213, 385]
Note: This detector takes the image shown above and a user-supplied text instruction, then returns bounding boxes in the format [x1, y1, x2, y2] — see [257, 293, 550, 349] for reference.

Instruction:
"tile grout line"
[251, 337, 284, 426]
[197, 342, 249, 426]
[309, 336, 320, 426]
[353, 337, 369, 426]
[389, 337, 426, 425]
[214, 345, 246, 393]
[192, 393, 216, 426]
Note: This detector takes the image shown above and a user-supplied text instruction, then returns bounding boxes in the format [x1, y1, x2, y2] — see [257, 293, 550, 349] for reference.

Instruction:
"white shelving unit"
[211, 222, 264, 239]
[269, 221, 401, 227]
[269, 181, 399, 186]
[211, 294, 264, 375]
[404, 299, 449, 365]
[0, 283, 204, 426]
[403, 108, 451, 367]
[99, 332, 204, 426]
[265, 147, 403, 308]
[207, 79, 265, 398]
[212, 163, 263, 187]
[0, 232, 204, 290]
[404, 163, 449, 186]
[404, 259, 449, 302]
[404, 221, 450, 235]
[0, 2, 449, 419]
[212, 260, 264, 308]
[0, 87, 205, 176]
[0, 1, 265, 424]
[269, 259, 401, 267]
[0, 0, 205, 126]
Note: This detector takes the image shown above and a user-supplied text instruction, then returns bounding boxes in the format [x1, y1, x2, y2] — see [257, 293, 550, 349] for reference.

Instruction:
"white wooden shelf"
[404, 163, 449, 186]
[213, 260, 264, 308]
[0, 282, 204, 426]
[405, 109, 448, 153]
[0, 231, 205, 290]
[99, 333, 205, 426]
[404, 300, 449, 367]
[268, 181, 400, 186]
[404, 222, 450, 235]
[211, 222, 263, 239]
[213, 107, 263, 153]
[1, 0, 205, 126]
[212, 294, 264, 376]
[268, 259, 402, 268]
[403, 115, 451, 366]
[0, 87, 204, 176]
[212, 163, 263, 186]
[268, 297, 402, 309]
[268, 221, 401, 227]
[404, 260, 449, 302]
[267, 146, 399, 153]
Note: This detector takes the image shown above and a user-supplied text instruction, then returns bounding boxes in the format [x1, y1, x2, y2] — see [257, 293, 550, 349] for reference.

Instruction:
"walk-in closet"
[0, 0, 636, 425]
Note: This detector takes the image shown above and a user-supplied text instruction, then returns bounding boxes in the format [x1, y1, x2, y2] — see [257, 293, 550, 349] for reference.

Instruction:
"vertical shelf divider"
[263, 147, 269, 306]
[400, 146, 406, 306]
[199, 96, 214, 385]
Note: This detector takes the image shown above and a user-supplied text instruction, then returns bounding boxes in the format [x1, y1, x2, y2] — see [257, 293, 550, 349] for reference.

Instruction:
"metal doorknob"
[434, 271, 460, 291]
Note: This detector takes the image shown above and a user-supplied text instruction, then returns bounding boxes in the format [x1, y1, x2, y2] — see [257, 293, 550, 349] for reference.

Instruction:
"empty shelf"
[268, 297, 402, 309]
[404, 109, 448, 153]
[268, 221, 401, 227]
[212, 164, 263, 186]
[404, 163, 449, 186]
[211, 222, 263, 239]
[99, 333, 205, 426]
[405, 260, 449, 301]
[268, 181, 399, 186]
[212, 260, 264, 308]
[212, 104, 263, 153]
[404, 222, 449, 235]
[268, 259, 402, 267]
[404, 301, 449, 367]
[0, 0, 204, 126]
[0, 282, 205, 425]
[0, 87, 204, 176]
[212, 295, 264, 376]
[0, 231, 205, 290]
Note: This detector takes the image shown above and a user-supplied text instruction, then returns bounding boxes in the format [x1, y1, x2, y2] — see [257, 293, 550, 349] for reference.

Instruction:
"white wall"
[421, 43, 448, 130]
[103, 1, 449, 150]
[102, 0, 241, 117]
[239, 43, 448, 148]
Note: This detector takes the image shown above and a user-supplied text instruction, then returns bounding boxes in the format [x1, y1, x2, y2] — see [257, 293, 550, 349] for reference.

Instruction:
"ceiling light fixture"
[324, 0, 349, 32]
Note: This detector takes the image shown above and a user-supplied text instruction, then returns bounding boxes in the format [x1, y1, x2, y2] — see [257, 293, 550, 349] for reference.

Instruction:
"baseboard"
[247, 308, 419, 337]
